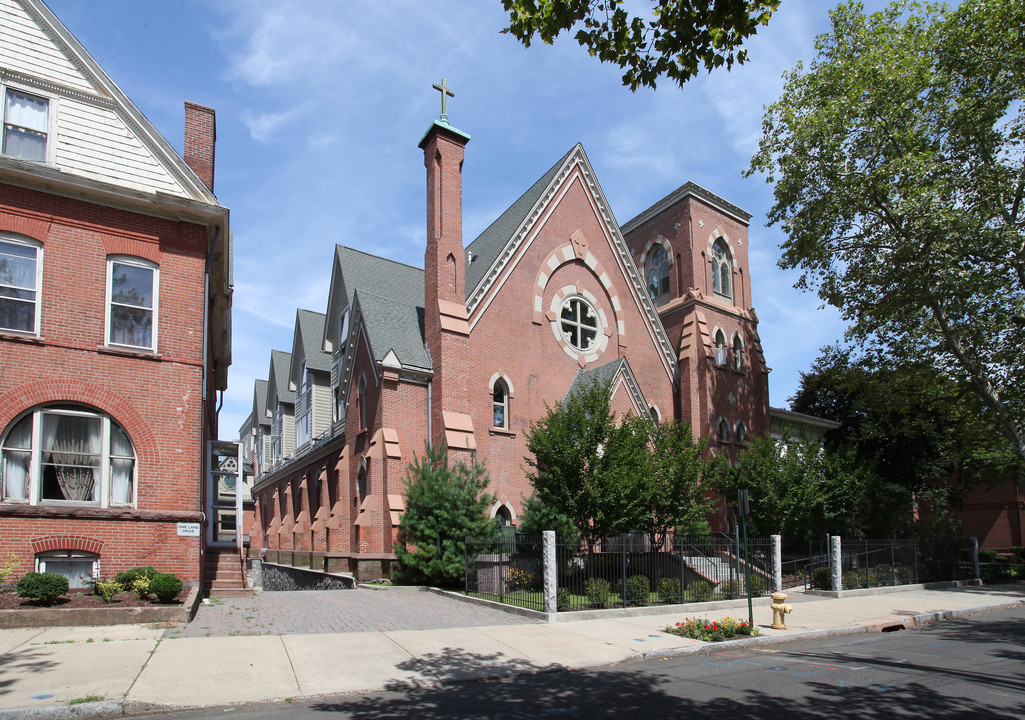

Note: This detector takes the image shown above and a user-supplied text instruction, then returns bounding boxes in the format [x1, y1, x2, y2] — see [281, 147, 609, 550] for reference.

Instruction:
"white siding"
[0, 0, 92, 92]
[54, 100, 185, 195]
[312, 372, 332, 439]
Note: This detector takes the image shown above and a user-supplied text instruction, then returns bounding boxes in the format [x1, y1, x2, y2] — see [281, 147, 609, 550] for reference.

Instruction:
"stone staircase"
[203, 548, 254, 597]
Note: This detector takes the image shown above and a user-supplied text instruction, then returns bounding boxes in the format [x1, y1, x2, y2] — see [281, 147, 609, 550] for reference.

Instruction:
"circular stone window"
[560, 296, 599, 352]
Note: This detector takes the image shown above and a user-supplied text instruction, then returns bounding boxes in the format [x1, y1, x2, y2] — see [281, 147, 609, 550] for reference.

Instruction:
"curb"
[0, 699, 124, 720]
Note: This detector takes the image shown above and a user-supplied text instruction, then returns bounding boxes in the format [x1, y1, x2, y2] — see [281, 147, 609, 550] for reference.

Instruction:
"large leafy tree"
[524, 378, 651, 549]
[501, 0, 780, 90]
[748, 0, 1025, 464]
[707, 434, 868, 546]
[395, 443, 498, 587]
[524, 377, 710, 548]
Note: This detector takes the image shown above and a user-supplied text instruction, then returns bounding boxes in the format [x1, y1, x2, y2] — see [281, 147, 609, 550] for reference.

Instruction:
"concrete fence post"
[830, 535, 842, 592]
[543, 530, 557, 614]
[771, 534, 782, 592]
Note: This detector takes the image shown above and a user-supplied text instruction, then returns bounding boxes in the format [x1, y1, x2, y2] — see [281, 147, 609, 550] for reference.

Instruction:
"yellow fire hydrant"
[770, 591, 793, 630]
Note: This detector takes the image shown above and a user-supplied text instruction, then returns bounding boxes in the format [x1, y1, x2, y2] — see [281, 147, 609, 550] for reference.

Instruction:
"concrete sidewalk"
[1, 583, 1022, 719]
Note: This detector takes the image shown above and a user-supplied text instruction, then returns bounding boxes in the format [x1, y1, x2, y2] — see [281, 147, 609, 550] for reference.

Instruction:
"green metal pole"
[740, 490, 753, 627]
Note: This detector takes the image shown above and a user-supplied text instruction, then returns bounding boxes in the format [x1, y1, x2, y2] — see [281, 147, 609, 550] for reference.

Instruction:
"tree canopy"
[524, 376, 710, 548]
[501, 0, 780, 90]
[748, 0, 1025, 464]
[394, 443, 498, 587]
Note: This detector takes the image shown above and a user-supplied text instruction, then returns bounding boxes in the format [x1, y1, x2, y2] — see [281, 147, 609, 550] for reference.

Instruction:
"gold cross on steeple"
[432, 78, 455, 118]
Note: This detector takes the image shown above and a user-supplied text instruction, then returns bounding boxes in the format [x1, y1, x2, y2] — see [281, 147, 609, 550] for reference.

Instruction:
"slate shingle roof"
[296, 308, 331, 373]
[354, 290, 430, 370]
[270, 349, 294, 404]
[253, 378, 269, 428]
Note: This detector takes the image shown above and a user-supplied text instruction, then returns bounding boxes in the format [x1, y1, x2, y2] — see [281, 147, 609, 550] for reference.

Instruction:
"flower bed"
[664, 615, 759, 642]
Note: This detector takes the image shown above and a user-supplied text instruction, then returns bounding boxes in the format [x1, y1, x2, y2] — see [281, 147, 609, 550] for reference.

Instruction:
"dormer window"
[711, 239, 732, 300]
[3, 89, 49, 162]
[646, 246, 670, 304]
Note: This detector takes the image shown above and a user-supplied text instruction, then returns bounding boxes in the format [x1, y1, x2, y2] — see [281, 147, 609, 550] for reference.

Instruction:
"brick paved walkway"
[163, 587, 538, 638]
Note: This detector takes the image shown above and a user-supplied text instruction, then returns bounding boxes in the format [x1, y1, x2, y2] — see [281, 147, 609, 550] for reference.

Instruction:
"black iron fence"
[806, 538, 969, 590]
[464, 532, 772, 612]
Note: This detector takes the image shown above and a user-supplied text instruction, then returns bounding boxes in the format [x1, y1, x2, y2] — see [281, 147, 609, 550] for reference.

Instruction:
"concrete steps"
[203, 549, 253, 597]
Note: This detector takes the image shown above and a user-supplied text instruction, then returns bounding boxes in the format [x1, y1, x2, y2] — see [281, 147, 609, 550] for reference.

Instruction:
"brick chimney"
[419, 113, 473, 451]
[184, 101, 216, 192]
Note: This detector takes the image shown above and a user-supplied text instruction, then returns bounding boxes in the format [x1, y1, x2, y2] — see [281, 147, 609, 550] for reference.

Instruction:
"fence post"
[830, 535, 842, 592]
[771, 535, 782, 593]
[679, 535, 686, 604]
[542, 530, 557, 615]
[464, 536, 470, 595]
[970, 536, 981, 583]
[621, 537, 628, 608]
[498, 534, 505, 603]
[890, 540, 896, 587]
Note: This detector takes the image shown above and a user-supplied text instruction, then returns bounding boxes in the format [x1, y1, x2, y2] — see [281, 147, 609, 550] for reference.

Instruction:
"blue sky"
[43, 0, 890, 440]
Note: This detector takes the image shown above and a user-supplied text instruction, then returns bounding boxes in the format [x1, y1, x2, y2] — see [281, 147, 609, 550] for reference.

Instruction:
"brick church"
[243, 92, 818, 580]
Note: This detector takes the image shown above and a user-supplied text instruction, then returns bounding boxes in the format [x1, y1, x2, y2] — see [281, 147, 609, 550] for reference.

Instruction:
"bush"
[17, 572, 69, 605]
[719, 579, 743, 598]
[872, 564, 894, 587]
[557, 587, 571, 611]
[979, 549, 999, 563]
[1009, 546, 1024, 563]
[811, 566, 832, 590]
[0, 553, 18, 586]
[842, 570, 868, 590]
[584, 577, 612, 608]
[687, 579, 713, 601]
[624, 575, 649, 605]
[657, 577, 681, 604]
[665, 615, 759, 642]
[114, 566, 158, 589]
[148, 573, 183, 603]
[895, 564, 914, 585]
[93, 579, 121, 604]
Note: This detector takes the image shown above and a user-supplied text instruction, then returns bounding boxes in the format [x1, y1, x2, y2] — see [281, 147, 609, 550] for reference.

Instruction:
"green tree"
[708, 434, 868, 545]
[748, 0, 1025, 464]
[641, 419, 713, 548]
[524, 377, 651, 549]
[394, 443, 498, 587]
[517, 492, 580, 545]
[501, 0, 780, 90]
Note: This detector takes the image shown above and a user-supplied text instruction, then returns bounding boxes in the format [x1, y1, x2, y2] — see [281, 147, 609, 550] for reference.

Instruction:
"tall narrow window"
[0, 236, 41, 334]
[717, 418, 730, 444]
[735, 422, 748, 444]
[646, 246, 670, 303]
[3, 90, 48, 162]
[714, 330, 727, 366]
[356, 464, 368, 504]
[493, 379, 509, 429]
[711, 239, 732, 299]
[108, 258, 157, 351]
[357, 375, 367, 431]
[732, 333, 743, 371]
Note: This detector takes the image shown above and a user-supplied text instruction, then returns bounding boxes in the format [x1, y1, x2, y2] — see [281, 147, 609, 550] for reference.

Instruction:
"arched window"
[736, 421, 748, 444]
[732, 333, 743, 371]
[37, 550, 98, 589]
[646, 246, 670, 303]
[717, 418, 730, 444]
[1, 405, 136, 506]
[711, 239, 732, 299]
[714, 329, 727, 366]
[492, 379, 509, 429]
[356, 463, 368, 505]
[495, 505, 512, 526]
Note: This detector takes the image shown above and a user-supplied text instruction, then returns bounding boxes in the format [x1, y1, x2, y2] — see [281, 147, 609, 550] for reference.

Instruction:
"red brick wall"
[0, 187, 211, 582]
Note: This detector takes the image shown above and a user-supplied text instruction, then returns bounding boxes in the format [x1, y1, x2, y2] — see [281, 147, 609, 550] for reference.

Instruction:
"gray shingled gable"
[335, 245, 424, 309]
[465, 146, 576, 296]
[353, 289, 430, 371]
[295, 309, 331, 373]
[269, 349, 294, 405]
[253, 379, 270, 428]
[620, 181, 752, 236]
[564, 357, 650, 416]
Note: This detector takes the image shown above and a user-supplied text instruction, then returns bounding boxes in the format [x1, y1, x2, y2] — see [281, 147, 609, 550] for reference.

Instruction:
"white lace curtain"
[110, 424, 134, 504]
[2, 416, 31, 499]
[42, 413, 100, 502]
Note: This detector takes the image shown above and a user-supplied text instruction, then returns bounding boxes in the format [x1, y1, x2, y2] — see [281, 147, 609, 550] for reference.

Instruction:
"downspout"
[202, 225, 221, 403]
[427, 379, 433, 450]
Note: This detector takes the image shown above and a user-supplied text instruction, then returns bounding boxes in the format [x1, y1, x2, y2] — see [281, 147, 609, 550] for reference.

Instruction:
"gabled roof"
[323, 246, 426, 364]
[267, 350, 294, 406]
[465, 147, 574, 295]
[565, 357, 651, 417]
[620, 181, 752, 234]
[464, 143, 678, 382]
[292, 308, 331, 377]
[8, 0, 218, 203]
[353, 290, 430, 371]
[253, 379, 270, 428]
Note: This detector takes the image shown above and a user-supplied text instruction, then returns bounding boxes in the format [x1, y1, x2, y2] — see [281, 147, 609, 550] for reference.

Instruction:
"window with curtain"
[3, 89, 49, 162]
[711, 239, 732, 300]
[2, 406, 136, 505]
[108, 257, 157, 351]
[0, 236, 41, 334]
[492, 379, 509, 429]
[715, 329, 727, 366]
